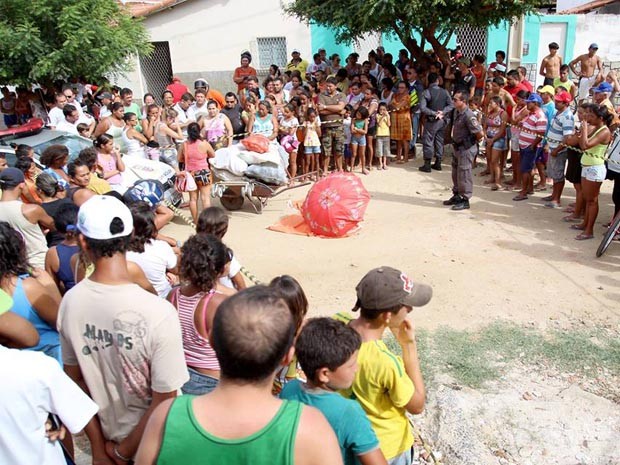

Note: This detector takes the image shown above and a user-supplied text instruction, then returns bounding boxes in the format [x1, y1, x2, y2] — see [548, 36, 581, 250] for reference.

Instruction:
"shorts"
[543, 77, 555, 86]
[565, 148, 582, 184]
[546, 149, 567, 182]
[181, 367, 219, 395]
[344, 144, 352, 159]
[367, 125, 377, 137]
[491, 137, 507, 150]
[191, 168, 211, 186]
[535, 147, 548, 165]
[304, 145, 321, 154]
[375, 136, 390, 158]
[519, 146, 537, 173]
[474, 87, 484, 97]
[578, 75, 597, 100]
[351, 134, 367, 146]
[321, 125, 345, 157]
[581, 164, 606, 182]
[3, 114, 18, 127]
[388, 447, 413, 465]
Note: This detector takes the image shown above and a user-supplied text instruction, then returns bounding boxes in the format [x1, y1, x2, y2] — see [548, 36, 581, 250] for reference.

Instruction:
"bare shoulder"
[295, 405, 344, 465]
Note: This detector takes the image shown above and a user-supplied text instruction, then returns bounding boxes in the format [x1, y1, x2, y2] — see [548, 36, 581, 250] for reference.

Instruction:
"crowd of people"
[0, 38, 619, 465]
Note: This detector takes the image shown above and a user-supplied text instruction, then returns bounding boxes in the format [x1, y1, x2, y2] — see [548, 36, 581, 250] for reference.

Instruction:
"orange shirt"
[233, 66, 257, 92]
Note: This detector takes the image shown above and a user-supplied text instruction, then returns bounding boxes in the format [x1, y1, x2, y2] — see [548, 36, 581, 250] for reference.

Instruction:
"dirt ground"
[162, 150, 620, 331]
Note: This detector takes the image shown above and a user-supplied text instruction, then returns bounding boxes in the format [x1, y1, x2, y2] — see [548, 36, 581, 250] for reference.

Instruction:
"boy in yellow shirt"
[342, 267, 431, 465]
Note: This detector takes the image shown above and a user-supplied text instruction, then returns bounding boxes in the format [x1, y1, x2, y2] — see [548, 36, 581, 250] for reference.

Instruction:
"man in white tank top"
[0, 168, 54, 268]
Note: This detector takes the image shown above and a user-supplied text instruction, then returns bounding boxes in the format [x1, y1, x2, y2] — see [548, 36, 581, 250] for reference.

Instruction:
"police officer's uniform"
[419, 83, 454, 171]
[444, 107, 483, 210]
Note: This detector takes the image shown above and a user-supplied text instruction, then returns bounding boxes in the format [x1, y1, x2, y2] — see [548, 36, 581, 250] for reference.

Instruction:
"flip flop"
[491, 185, 501, 191]
[541, 195, 553, 202]
[575, 233, 594, 241]
[563, 215, 581, 223]
[570, 224, 585, 230]
[512, 195, 528, 201]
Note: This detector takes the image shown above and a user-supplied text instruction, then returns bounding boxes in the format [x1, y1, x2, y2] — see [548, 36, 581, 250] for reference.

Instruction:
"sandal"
[491, 184, 501, 191]
[512, 194, 528, 201]
[575, 233, 594, 241]
[541, 195, 553, 202]
[570, 224, 585, 230]
[563, 215, 581, 223]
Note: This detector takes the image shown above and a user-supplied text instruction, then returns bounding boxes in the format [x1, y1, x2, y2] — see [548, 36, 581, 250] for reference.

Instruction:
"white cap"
[77, 196, 133, 240]
[292, 48, 301, 55]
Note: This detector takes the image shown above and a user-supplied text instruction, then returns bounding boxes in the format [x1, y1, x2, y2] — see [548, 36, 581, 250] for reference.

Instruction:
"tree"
[0, 0, 152, 85]
[286, 0, 543, 66]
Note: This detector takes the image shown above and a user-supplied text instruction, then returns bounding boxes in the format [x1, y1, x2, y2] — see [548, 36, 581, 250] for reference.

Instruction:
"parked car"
[0, 121, 182, 206]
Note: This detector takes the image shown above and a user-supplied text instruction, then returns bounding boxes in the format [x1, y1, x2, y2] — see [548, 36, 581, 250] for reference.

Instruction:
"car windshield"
[33, 135, 93, 162]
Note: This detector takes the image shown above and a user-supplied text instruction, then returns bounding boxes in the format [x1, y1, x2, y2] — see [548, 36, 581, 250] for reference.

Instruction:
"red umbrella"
[301, 172, 370, 237]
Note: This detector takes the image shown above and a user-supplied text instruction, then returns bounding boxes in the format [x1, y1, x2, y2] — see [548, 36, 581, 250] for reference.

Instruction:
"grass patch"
[383, 321, 620, 389]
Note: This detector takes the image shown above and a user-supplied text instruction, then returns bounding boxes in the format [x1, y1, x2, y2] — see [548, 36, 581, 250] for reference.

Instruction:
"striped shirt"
[519, 108, 547, 149]
[173, 288, 220, 370]
[547, 108, 575, 150]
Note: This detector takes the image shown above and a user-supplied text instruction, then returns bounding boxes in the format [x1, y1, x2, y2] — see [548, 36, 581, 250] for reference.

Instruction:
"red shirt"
[233, 66, 257, 92]
[166, 82, 189, 103]
[520, 79, 533, 93]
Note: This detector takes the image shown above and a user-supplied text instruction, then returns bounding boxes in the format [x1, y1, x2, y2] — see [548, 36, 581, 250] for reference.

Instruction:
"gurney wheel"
[220, 188, 244, 211]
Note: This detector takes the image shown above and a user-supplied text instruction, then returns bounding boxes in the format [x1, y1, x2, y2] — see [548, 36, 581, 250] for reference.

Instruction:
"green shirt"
[157, 395, 303, 465]
[123, 102, 143, 132]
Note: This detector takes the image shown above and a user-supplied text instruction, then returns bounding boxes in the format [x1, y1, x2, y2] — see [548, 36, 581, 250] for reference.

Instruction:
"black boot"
[432, 159, 442, 171]
[452, 197, 470, 210]
[418, 160, 432, 172]
[443, 194, 461, 206]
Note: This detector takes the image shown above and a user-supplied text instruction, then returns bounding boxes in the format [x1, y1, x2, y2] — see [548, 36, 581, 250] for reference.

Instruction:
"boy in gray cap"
[342, 266, 432, 465]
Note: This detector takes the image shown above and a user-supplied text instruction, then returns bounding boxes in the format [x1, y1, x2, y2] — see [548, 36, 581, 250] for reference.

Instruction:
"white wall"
[557, 0, 590, 11]
[575, 14, 620, 62]
[144, 0, 312, 73]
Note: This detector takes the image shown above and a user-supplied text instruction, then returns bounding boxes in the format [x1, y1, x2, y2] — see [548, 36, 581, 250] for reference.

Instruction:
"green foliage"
[286, 0, 544, 62]
[0, 0, 152, 85]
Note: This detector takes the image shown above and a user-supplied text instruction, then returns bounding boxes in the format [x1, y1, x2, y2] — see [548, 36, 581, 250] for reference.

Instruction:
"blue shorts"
[304, 146, 321, 154]
[181, 367, 219, 395]
[351, 134, 367, 146]
[519, 146, 537, 173]
[492, 138, 507, 150]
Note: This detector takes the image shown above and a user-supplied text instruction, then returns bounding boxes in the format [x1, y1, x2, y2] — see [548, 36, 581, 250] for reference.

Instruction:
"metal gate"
[455, 26, 487, 60]
[354, 32, 382, 61]
[139, 41, 172, 104]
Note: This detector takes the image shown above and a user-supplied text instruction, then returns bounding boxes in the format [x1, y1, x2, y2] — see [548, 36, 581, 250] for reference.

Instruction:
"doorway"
[535, 23, 567, 88]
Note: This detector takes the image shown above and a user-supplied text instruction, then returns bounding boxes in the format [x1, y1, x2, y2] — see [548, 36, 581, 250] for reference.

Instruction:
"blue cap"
[526, 93, 543, 104]
[594, 82, 613, 93]
[589, 43, 599, 49]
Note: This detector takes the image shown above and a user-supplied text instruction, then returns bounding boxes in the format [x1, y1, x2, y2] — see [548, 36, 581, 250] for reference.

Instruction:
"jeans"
[388, 447, 413, 465]
[181, 367, 219, 395]
[410, 112, 420, 148]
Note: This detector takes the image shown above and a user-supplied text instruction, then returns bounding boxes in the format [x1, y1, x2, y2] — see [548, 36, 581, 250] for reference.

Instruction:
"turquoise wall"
[522, 14, 577, 63]
[487, 21, 510, 64]
[309, 24, 352, 59]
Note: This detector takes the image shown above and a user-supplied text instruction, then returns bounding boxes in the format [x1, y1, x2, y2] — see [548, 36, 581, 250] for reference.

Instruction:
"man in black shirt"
[221, 92, 245, 141]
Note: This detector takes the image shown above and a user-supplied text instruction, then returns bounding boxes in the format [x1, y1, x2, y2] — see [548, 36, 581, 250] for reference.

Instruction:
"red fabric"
[166, 82, 189, 103]
[301, 172, 370, 238]
[241, 134, 270, 153]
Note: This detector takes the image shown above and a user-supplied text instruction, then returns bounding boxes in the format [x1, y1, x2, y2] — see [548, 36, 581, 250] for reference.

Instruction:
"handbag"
[174, 171, 197, 192]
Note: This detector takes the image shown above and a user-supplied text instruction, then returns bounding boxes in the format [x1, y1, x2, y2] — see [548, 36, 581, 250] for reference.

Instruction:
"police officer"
[419, 72, 453, 172]
[444, 91, 483, 211]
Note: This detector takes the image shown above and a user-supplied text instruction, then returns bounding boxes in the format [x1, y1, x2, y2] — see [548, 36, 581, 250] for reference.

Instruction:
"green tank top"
[581, 126, 608, 166]
[156, 395, 303, 465]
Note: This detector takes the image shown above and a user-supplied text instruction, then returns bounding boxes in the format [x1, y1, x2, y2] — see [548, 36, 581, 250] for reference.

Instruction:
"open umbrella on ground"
[300, 172, 370, 237]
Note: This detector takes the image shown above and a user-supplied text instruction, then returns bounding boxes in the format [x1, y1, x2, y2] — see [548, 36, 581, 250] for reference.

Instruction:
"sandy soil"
[161, 150, 620, 331]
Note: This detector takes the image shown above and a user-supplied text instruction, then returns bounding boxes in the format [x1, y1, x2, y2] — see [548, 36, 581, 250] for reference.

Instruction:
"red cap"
[554, 90, 572, 104]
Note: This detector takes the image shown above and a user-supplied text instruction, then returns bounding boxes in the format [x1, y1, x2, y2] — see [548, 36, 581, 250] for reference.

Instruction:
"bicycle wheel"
[596, 213, 620, 257]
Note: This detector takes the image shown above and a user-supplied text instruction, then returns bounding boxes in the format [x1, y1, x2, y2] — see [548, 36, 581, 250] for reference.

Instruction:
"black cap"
[354, 266, 433, 311]
[0, 168, 25, 188]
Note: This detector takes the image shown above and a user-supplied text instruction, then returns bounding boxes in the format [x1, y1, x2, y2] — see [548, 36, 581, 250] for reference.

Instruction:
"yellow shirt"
[286, 59, 309, 79]
[340, 339, 414, 460]
[87, 173, 112, 194]
[376, 114, 390, 137]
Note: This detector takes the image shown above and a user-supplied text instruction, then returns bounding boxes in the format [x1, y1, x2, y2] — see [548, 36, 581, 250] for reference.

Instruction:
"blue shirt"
[280, 380, 379, 465]
[547, 108, 575, 151]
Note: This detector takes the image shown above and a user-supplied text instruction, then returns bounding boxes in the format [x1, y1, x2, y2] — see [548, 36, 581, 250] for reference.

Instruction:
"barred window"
[257, 37, 287, 70]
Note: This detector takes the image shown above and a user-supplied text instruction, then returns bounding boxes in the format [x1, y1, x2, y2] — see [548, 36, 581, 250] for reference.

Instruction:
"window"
[257, 37, 287, 69]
